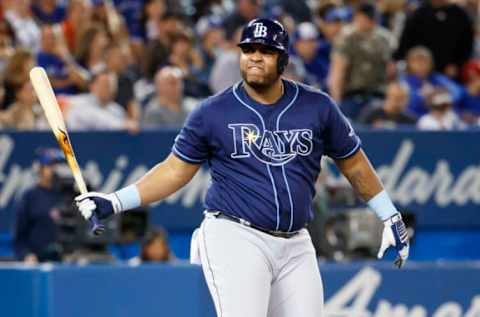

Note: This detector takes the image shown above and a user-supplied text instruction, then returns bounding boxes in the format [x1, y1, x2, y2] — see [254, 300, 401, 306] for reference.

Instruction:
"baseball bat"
[29, 67, 105, 236]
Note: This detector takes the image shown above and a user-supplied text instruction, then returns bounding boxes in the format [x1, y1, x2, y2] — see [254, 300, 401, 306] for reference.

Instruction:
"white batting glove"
[377, 213, 410, 268]
[75, 192, 122, 220]
[76, 198, 96, 220]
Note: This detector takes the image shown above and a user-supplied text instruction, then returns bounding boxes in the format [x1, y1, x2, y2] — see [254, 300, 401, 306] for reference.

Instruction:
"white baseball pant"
[190, 213, 324, 317]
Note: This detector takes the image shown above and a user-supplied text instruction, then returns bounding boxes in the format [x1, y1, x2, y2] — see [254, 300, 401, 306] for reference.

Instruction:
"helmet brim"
[237, 40, 286, 53]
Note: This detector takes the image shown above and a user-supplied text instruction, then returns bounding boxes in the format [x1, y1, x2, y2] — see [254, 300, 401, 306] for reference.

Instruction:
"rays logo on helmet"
[253, 23, 268, 38]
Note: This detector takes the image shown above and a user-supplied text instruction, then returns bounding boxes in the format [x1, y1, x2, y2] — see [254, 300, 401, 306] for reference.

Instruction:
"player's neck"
[243, 79, 284, 105]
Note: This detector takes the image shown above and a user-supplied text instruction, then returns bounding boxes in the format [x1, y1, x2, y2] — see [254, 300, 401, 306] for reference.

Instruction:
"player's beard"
[240, 67, 281, 92]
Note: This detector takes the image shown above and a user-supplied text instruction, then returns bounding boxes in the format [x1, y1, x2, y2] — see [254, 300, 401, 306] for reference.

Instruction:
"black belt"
[205, 211, 300, 239]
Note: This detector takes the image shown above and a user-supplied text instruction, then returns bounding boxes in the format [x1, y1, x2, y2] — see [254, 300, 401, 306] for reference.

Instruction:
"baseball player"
[76, 18, 409, 317]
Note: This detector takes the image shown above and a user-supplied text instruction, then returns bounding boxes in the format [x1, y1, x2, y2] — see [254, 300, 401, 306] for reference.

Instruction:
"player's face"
[239, 44, 281, 89]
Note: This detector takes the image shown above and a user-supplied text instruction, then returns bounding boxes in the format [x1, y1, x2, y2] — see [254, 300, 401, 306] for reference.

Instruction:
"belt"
[205, 210, 300, 239]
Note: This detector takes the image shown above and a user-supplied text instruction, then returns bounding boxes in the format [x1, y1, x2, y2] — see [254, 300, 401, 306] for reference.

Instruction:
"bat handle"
[90, 214, 105, 236]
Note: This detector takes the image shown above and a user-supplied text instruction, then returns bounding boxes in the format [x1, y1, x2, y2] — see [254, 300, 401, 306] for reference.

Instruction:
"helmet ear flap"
[277, 52, 289, 74]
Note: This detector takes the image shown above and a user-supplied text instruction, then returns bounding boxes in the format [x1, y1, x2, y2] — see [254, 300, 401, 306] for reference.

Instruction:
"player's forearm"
[101, 153, 201, 214]
[136, 154, 200, 205]
[335, 149, 398, 220]
[335, 149, 383, 201]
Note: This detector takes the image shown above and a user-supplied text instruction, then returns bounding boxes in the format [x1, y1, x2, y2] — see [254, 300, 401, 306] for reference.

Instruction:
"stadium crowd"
[0, 0, 479, 130]
[0, 0, 480, 131]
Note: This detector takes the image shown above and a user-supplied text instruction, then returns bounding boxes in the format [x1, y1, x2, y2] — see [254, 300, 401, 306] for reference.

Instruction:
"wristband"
[113, 184, 141, 213]
[367, 190, 398, 220]
[384, 213, 402, 226]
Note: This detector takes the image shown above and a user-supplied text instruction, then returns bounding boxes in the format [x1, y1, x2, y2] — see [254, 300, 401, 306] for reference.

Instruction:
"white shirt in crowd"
[5, 10, 41, 52]
[417, 110, 466, 130]
[66, 94, 127, 131]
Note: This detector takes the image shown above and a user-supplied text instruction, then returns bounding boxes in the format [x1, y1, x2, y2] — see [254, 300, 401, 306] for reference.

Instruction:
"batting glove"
[75, 192, 122, 220]
[377, 213, 410, 268]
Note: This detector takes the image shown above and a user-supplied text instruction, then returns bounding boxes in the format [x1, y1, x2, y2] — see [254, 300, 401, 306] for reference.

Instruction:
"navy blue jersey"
[173, 79, 361, 232]
[14, 186, 62, 260]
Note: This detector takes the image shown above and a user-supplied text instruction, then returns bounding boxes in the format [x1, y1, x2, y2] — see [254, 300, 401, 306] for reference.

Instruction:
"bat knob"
[90, 214, 105, 236]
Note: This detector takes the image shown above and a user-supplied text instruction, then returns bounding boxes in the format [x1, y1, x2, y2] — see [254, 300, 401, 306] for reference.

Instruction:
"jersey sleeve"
[172, 104, 210, 164]
[323, 97, 361, 159]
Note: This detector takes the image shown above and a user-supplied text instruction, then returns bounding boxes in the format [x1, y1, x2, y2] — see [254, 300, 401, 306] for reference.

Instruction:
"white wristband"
[367, 190, 398, 220]
[113, 184, 141, 213]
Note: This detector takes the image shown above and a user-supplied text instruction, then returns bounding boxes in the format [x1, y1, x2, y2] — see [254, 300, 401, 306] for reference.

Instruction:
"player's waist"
[204, 210, 302, 239]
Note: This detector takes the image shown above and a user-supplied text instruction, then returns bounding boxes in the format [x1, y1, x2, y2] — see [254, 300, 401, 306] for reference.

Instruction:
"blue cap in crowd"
[293, 22, 319, 43]
[195, 15, 224, 37]
[324, 7, 351, 23]
[36, 148, 66, 166]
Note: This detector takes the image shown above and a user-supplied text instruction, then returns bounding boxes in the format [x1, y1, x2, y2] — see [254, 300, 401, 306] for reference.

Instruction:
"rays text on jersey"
[228, 123, 313, 166]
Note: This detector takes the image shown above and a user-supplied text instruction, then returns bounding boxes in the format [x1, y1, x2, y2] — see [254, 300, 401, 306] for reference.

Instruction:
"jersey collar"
[234, 79, 297, 111]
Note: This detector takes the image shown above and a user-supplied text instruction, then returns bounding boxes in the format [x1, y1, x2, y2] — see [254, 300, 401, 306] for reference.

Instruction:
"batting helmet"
[238, 18, 290, 74]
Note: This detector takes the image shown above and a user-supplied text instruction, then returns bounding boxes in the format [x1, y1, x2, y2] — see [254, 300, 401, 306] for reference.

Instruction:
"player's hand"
[75, 192, 122, 220]
[377, 213, 409, 268]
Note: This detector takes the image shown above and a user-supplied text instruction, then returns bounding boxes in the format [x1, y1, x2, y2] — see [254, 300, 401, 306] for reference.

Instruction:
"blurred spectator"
[224, 0, 263, 40]
[140, 228, 174, 262]
[291, 22, 323, 88]
[105, 43, 141, 124]
[142, 66, 188, 128]
[75, 23, 110, 72]
[195, 15, 226, 86]
[14, 149, 66, 263]
[62, 0, 94, 53]
[401, 46, 462, 117]
[1, 48, 35, 110]
[0, 77, 47, 130]
[168, 31, 209, 97]
[191, 0, 226, 23]
[112, 0, 145, 42]
[141, 12, 184, 80]
[451, 0, 480, 23]
[209, 26, 243, 93]
[142, 0, 167, 41]
[359, 81, 416, 128]
[31, 0, 67, 24]
[66, 70, 138, 131]
[268, 5, 296, 36]
[328, 3, 395, 120]
[37, 24, 89, 95]
[270, 0, 311, 23]
[0, 16, 15, 76]
[417, 90, 465, 130]
[129, 227, 175, 264]
[91, 0, 117, 32]
[395, 0, 474, 80]
[282, 56, 306, 83]
[313, 5, 350, 89]
[4, 0, 41, 52]
[378, 0, 407, 39]
[90, 0, 131, 48]
[458, 59, 480, 124]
